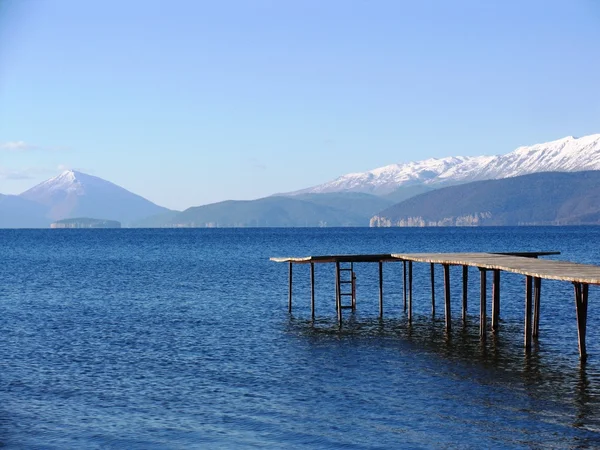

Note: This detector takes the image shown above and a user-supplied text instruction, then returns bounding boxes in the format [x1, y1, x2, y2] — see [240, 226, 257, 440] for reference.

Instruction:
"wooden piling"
[443, 264, 451, 331]
[403, 261, 407, 312]
[408, 261, 413, 323]
[334, 262, 338, 312]
[352, 272, 356, 311]
[480, 269, 486, 339]
[379, 261, 384, 318]
[335, 261, 342, 323]
[288, 262, 293, 313]
[574, 282, 589, 360]
[492, 269, 500, 332]
[462, 265, 468, 323]
[525, 275, 533, 351]
[430, 263, 435, 316]
[310, 262, 315, 320]
[533, 277, 541, 338]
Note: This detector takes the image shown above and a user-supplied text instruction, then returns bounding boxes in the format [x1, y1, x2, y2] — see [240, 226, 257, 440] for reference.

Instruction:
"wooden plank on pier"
[271, 251, 559, 264]
[391, 253, 600, 285]
[492, 251, 560, 258]
[271, 254, 399, 264]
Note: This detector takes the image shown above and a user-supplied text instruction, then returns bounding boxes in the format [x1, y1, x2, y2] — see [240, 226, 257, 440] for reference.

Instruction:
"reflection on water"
[288, 312, 600, 445]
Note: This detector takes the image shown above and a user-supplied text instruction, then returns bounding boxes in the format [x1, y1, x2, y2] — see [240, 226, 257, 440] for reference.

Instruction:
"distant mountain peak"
[23, 170, 129, 199]
[58, 169, 74, 177]
[18, 170, 171, 224]
[24, 170, 84, 196]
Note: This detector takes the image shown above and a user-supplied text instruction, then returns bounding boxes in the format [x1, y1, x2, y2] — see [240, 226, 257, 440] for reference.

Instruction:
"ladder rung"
[339, 268, 353, 272]
[340, 293, 354, 296]
[340, 280, 353, 284]
[340, 305, 354, 309]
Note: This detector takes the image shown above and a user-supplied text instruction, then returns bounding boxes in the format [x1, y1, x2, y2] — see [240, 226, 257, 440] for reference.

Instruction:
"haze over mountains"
[2, 134, 600, 228]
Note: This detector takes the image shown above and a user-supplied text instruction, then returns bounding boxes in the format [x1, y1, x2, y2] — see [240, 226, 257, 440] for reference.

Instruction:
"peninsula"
[50, 218, 121, 229]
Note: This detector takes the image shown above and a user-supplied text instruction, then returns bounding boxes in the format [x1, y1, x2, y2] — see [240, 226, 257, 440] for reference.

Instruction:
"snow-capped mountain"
[23, 170, 103, 200]
[292, 156, 477, 195]
[292, 134, 600, 195]
[20, 170, 171, 224]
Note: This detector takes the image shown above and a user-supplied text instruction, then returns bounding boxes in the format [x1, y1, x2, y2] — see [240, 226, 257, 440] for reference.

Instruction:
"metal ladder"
[336, 262, 356, 311]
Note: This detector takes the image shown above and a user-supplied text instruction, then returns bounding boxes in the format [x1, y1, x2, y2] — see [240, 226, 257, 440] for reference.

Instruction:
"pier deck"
[271, 251, 598, 360]
[392, 252, 600, 284]
[270, 254, 398, 264]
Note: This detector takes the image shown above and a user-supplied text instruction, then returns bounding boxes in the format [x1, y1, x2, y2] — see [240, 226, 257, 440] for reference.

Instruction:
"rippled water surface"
[2, 227, 600, 448]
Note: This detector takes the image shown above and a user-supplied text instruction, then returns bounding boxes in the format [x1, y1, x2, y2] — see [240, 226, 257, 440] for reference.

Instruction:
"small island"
[50, 218, 121, 229]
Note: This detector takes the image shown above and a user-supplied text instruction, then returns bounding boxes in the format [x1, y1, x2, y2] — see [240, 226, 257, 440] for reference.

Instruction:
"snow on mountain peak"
[60, 169, 76, 177]
[20, 170, 127, 202]
[25, 169, 85, 196]
[289, 155, 479, 195]
[290, 133, 600, 195]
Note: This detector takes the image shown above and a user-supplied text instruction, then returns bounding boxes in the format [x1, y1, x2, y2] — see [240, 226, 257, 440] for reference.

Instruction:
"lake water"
[1, 227, 600, 448]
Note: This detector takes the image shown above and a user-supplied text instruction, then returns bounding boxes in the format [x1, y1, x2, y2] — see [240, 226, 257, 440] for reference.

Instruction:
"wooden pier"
[271, 251, 600, 360]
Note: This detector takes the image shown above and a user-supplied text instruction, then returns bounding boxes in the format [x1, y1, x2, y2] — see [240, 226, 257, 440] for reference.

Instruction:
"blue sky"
[1, 0, 599, 210]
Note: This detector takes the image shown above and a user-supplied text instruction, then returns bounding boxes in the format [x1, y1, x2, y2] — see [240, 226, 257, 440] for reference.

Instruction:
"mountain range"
[158, 193, 394, 228]
[2, 133, 600, 227]
[290, 134, 600, 195]
[371, 171, 600, 227]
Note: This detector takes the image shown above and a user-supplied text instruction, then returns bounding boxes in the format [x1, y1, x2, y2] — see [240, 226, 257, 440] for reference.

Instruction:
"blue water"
[1, 227, 600, 448]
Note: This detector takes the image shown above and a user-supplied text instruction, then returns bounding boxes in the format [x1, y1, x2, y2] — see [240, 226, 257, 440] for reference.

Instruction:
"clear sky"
[1, 0, 599, 210]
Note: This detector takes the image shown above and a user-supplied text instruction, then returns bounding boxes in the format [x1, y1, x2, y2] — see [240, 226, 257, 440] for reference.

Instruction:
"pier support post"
[335, 261, 342, 324]
[462, 265, 468, 323]
[310, 262, 315, 320]
[525, 276, 533, 351]
[352, 272, 356, 311]
[403, 261, 407, 312]
[533, 277, 541, 338]
[379, 261, 384, 318]
[444, 264, 451, 331]
[480, 269, 486, 340]
[408, 261, 413, 323]
[288, 262, 293, 313]
[492, 270, 500, 332]
[431, 263, 436, 316]
[574, 282, 589, 360]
